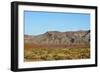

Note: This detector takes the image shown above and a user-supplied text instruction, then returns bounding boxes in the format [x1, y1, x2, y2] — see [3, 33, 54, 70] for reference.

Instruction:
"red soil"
[24, 43, 90, 50]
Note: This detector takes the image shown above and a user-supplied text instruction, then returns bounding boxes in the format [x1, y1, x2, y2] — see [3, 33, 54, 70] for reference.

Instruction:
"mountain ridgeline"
[24, 30, 90, 49]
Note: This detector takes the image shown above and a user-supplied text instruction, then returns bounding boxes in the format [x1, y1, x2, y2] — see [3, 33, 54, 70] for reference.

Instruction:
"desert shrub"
[24, 48, 90, 61]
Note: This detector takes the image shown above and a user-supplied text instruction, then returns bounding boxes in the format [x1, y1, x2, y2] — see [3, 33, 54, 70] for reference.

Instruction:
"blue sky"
[24, 11, 90, 35]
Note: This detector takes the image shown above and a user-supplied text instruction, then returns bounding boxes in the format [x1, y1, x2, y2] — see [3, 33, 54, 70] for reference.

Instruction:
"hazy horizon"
[24, 11, 90, 35]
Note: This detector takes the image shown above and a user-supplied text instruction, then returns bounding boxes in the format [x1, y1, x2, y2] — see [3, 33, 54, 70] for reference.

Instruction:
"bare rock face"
[24, 30, 90, 46]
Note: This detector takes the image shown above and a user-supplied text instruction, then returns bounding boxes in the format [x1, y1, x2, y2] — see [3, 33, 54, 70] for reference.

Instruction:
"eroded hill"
[24, 30, 90, 49]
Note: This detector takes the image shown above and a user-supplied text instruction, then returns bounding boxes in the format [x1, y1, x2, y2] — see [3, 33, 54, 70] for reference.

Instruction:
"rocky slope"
[25, 30, 90, 45]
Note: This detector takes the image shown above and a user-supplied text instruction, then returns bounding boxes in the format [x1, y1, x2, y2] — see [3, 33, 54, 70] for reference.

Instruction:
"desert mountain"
[25, 30, 90, 48]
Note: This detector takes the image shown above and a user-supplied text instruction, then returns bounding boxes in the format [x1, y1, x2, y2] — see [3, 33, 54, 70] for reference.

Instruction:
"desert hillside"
[24, 30, 90, 61]
[24, 30, 90, 49]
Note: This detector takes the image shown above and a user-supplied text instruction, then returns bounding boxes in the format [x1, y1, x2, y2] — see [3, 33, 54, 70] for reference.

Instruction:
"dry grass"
[24, 48, 90, 62]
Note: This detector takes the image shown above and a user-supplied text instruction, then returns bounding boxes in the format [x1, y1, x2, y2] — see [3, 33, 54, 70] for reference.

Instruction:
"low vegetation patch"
[24, 48, 90, 62]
